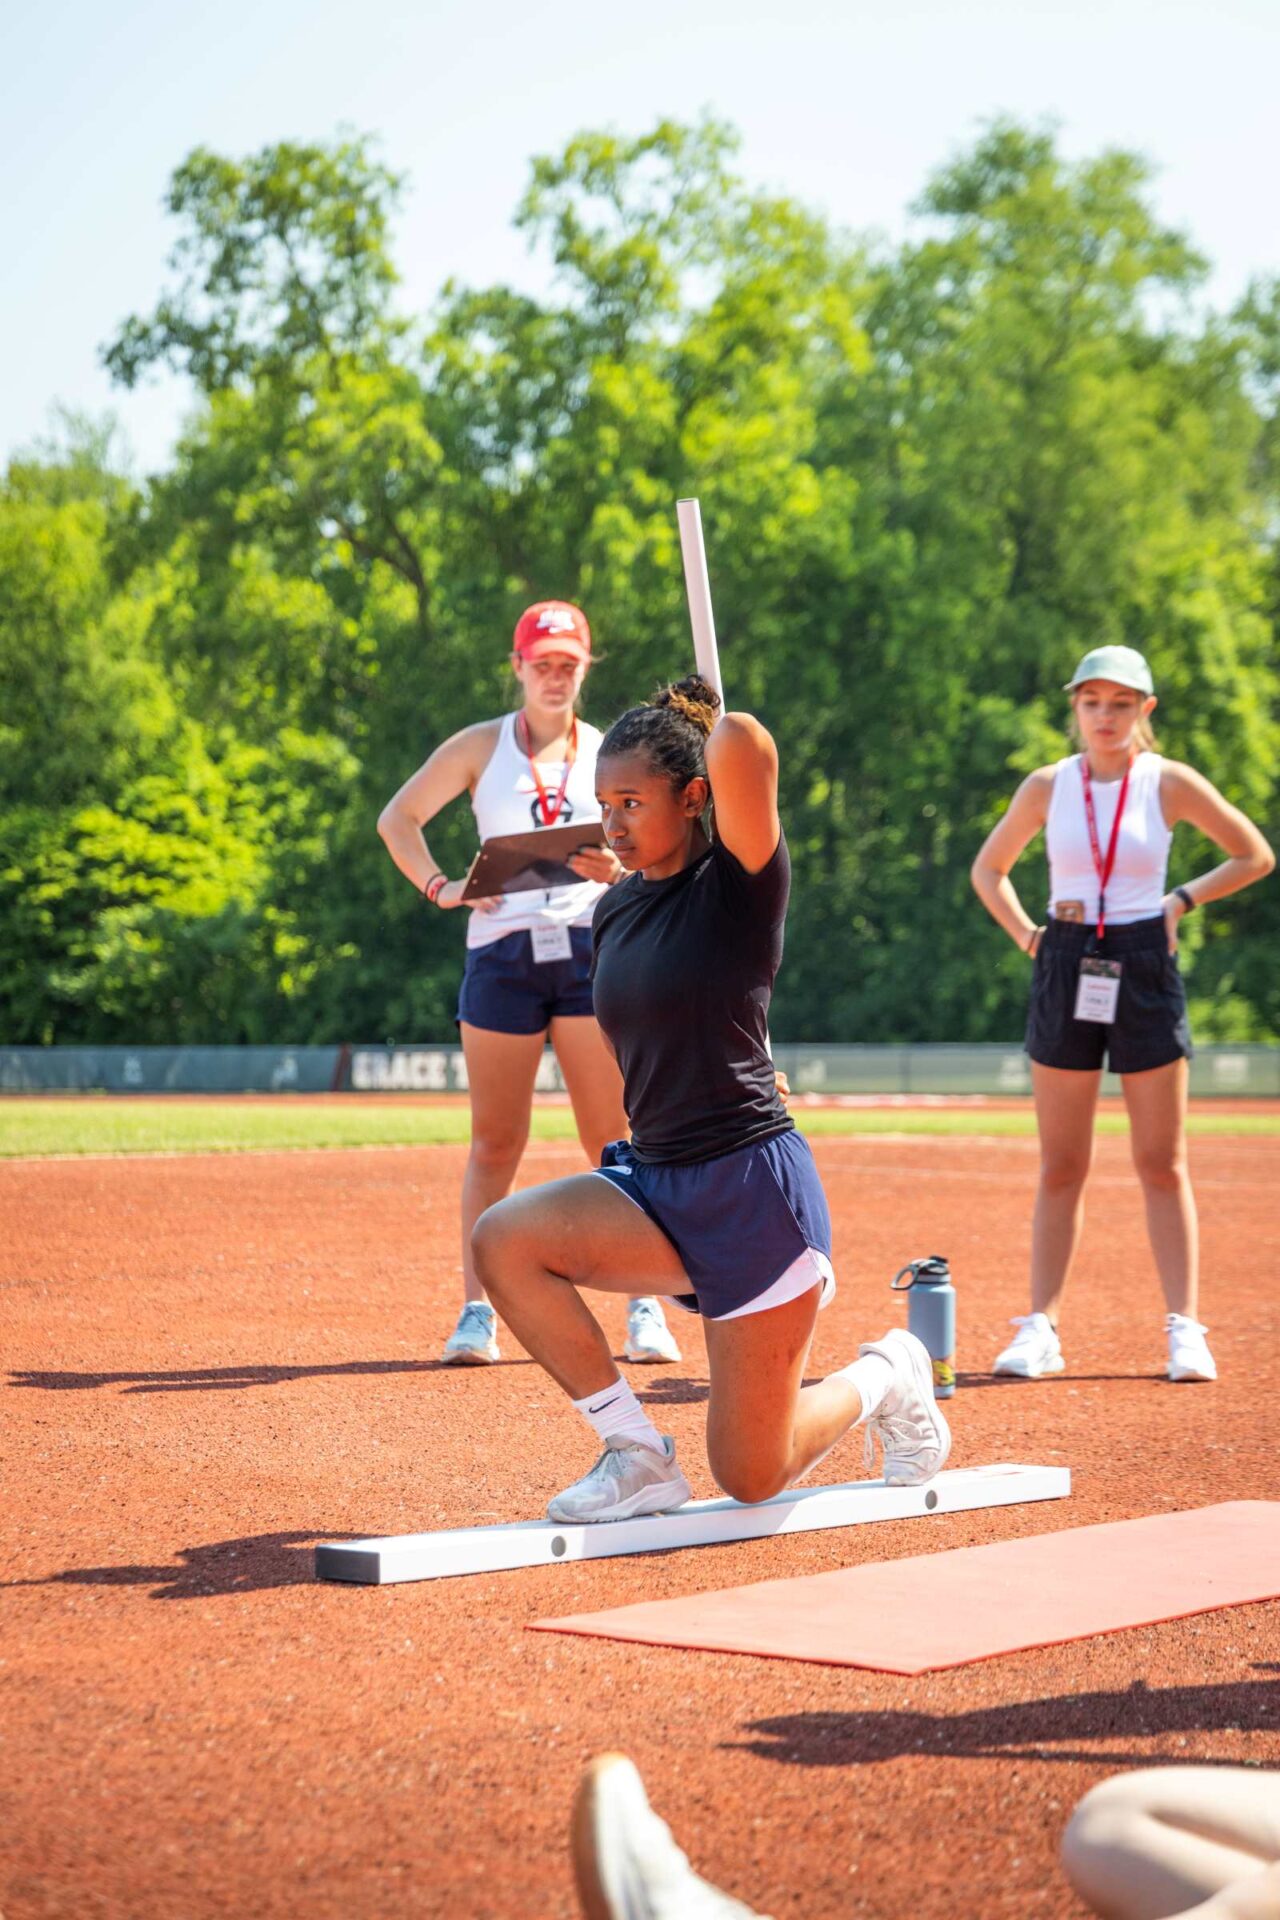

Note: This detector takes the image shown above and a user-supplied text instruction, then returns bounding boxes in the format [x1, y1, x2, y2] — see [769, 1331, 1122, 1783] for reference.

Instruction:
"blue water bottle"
[891, 1256, 956, 1398]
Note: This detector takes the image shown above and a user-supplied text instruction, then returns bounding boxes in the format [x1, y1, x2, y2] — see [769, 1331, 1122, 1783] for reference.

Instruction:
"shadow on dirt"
[2, 1530, 355, 1599]
[955, 1372, 1161, 1389]
[8, 1357, 535, 1393]
[733, 1675, 1280, 1768]
[636, 1373, 832, 1408]
[635, 1375, 712, 1406]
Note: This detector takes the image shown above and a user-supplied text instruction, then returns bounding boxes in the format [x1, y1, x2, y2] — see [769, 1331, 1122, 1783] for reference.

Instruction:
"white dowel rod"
[676, 498, 724, 710]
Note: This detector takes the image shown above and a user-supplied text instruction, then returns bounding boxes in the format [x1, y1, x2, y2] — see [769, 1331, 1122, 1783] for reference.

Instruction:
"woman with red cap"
[971, 644, 1273, 1385]
[378, 602, 681, 1368]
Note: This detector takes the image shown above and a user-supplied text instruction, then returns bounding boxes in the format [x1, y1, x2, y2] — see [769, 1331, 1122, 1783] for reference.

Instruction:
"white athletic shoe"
[441, 1300, 500, 1366]
[1167, 1313, 1217, 1382]
[547, 1436, 691, 1524]
[859, 1328, 951, 1487]
[572, 1752, 770, 1920]
[993, 1312, 1065, 1379]
[624, 1297, 682, 1364]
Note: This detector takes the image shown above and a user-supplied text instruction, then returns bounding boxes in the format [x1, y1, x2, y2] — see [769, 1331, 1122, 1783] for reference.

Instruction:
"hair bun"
[653, 674, 721, 738]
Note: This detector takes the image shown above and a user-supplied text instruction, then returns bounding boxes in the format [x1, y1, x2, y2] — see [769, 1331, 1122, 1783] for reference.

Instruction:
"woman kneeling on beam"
[472, 677, 950, 1523]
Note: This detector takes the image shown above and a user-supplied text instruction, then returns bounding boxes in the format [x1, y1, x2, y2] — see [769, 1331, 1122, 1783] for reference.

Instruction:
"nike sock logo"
[588, 1393, 622, 1415]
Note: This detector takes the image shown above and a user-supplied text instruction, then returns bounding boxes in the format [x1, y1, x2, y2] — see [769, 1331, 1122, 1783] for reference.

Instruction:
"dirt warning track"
[3, 1135, 1277, 1919]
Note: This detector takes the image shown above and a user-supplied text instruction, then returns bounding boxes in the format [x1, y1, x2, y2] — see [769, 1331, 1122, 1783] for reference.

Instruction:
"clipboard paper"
[460, 821, 607, 901]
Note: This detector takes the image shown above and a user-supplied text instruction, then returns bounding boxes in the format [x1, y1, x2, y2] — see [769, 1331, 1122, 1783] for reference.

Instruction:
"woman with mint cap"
[971, 644, 1273, 1384]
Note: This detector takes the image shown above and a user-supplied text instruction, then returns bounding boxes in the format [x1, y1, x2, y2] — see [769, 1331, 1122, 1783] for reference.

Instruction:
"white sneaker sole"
[880, 1330, 952, 1487]
[547, 1468, 693, 1525]
[993, 1352, 1066, 1379]
[623, 1341, 681, 1364]
[441, 1344, 500, 1367]
[1169, 1362, 1217, 1383]
[571, 1754, 760, 1920]
[572, 1755, 634, 1920]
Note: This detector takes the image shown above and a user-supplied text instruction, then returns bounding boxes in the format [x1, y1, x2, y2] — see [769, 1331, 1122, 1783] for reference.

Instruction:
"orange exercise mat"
[532, 1502, 1280, 1674]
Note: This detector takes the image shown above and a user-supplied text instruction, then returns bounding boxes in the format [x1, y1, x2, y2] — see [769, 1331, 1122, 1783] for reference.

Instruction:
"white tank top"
[1044, 751, 1171, 923]
[466, 713, 607, 949]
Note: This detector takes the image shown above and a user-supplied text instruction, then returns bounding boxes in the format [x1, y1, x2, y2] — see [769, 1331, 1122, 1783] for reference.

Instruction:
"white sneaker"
[625, 1297, 682, 1364]
[572, 1752, 770, 1920]
[860, 1328, 951, 1487]
[1167, 1313, 1217, 1382]
[441, 1300, 500, 1366]
[993, 1312, 1065, 1379]
[547, 1436, 691, 1524]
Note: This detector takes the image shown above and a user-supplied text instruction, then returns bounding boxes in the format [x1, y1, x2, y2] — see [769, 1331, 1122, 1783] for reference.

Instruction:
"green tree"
[4, 119, 1274, 1047]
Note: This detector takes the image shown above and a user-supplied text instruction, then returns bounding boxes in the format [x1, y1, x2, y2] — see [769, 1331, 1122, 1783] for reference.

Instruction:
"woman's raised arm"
[704, 713, 781, 876]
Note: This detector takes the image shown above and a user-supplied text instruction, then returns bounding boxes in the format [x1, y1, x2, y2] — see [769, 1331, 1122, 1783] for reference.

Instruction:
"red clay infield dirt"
[3, 1130, 1277, 1920]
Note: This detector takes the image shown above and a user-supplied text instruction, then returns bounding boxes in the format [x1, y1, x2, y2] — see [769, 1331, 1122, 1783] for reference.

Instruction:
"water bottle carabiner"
[891, 1255, 949, 1291]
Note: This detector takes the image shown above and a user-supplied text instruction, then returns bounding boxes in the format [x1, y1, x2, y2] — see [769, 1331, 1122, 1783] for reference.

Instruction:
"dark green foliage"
[2, 121, 1275, 1042]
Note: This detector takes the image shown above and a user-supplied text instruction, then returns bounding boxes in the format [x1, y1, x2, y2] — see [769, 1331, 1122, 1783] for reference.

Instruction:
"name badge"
[1074, 957, 1122, 1024]
[531, 924, 573, 965]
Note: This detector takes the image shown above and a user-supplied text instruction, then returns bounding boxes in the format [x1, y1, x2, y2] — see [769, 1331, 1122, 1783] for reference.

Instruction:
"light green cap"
[1064, 645, 1154, 696]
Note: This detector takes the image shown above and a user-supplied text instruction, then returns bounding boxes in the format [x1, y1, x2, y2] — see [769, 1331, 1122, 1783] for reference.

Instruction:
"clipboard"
[460, 820, 608, 902]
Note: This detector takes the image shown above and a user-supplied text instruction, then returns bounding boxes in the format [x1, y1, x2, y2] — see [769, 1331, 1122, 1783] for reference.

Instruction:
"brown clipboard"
[460, 820, 608, 902]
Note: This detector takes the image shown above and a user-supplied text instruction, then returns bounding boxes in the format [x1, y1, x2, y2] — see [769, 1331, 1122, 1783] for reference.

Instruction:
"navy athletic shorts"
[593, 1127, 836, 1321]
[457, 927, 595, 1035]
[1026, 914, 1193, 1075]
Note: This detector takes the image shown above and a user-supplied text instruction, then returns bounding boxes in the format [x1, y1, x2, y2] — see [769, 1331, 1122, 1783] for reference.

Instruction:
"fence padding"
[2, 1043, 1276, 1097]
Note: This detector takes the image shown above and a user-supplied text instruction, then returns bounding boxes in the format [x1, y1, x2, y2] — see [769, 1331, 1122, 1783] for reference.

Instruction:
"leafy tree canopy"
[2, 119, 1276, 1044]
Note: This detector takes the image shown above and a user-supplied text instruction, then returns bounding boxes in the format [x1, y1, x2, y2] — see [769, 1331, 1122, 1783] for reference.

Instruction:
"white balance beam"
[315, 1463, 1069, 1587]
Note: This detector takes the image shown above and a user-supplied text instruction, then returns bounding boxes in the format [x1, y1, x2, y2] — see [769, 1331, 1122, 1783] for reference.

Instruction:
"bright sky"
[3, 0, 1276, 475]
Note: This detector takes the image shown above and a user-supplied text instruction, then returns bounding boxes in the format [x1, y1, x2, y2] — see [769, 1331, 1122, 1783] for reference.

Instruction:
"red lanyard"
[517, 713, 577, 825]
[1079, 754, 1133, 939]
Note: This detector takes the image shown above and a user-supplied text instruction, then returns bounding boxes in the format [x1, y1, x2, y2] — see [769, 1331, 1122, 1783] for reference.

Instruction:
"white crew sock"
[572, 1377, 665, 1454]
[826, 1349, 896, 1424]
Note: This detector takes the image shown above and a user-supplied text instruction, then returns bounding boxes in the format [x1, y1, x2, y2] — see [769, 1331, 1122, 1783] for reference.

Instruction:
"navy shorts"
[457, 927, 595, 1035]
[593, 1127, 836, 1321]
[1026, 914, 1193, 1075]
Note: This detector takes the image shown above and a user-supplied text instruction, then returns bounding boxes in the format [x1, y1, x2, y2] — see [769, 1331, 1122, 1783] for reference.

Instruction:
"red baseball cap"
[512, 601, 592, 664]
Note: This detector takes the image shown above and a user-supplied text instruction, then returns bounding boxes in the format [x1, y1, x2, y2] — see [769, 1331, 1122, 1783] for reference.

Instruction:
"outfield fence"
[3, 1043, 1278, 1098]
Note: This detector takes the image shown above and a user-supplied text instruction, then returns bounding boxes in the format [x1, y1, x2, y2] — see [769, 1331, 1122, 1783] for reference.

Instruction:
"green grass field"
[2, 1097, 1277, 1159]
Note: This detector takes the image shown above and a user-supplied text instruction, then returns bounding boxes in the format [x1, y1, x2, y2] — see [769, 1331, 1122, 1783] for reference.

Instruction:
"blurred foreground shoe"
[1166, 1312, 1217, 1382]
[624, 1297, 682, 1364]
[572, 1753, 769, 1920]
[859, 1328, 951, 1486]
[547, 1436, 690, 1524]
[441, 1300, 500, 1366]
[993, 1312, 1065, 1379]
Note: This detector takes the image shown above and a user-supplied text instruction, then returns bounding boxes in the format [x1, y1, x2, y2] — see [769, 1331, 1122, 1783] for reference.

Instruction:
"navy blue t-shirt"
[590, 833, 793, 1164]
